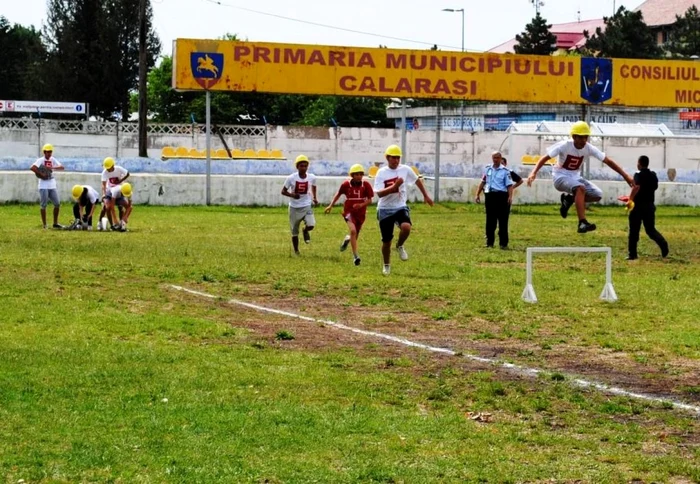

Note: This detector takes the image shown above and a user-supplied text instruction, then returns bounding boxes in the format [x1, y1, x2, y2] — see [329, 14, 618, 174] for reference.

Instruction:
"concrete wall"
[3, 124, 700, 173]
[3, 171, 699, 207]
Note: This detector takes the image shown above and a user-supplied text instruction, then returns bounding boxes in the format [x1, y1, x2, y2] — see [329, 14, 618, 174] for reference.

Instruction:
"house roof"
[488, 1, 699, 53]
[635, 0, 698, 27]
[488, 18, 605, 54]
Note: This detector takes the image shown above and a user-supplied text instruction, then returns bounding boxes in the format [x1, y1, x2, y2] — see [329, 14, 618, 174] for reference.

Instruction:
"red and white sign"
[0, 100, 85, 114]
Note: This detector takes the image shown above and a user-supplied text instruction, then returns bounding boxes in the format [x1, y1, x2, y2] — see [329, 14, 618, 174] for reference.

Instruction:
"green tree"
[0, 16, 48, 101]
[514, 13, 557, 55]
[666, 5, 700, 58]
[43, 0, 161, 119]
[583, 6, 662, 59]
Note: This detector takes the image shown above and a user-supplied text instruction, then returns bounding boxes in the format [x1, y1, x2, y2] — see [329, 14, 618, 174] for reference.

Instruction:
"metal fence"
[0, 118, 266, 137]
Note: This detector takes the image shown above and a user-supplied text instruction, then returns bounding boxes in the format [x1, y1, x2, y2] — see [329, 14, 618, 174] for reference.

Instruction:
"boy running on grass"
[324, 164, 374, 266]
[281, 155, 318, 255]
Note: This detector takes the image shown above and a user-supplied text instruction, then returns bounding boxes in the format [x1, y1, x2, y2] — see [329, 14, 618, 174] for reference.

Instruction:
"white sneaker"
[382, 264, 391, 275]
[340, 235, 350, 252]
[396, 245, 408, 261]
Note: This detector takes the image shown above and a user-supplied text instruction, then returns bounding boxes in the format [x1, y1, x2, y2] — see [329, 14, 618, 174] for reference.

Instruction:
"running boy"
[281, 155, 318, 255]
[526, 121, 634, 233]
[324, 164, 374, 266]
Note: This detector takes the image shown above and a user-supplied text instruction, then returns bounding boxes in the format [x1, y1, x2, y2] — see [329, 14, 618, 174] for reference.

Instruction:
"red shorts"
[342, 210, 366, 232]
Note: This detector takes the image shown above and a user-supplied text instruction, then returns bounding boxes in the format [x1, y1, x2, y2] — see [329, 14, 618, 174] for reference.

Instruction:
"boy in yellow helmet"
[30, 143, 65, 229]
[281, 155, 318, 255]
[325, 164, 374, 265]
[526, 121, 634, 233]
[374, 144, 433, 275]
[69, 184, 101, 230]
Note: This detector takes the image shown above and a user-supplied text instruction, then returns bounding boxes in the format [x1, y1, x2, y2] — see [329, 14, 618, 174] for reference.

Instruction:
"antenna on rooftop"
[530, 0, 544, 15]
[577, 9, 581, 22]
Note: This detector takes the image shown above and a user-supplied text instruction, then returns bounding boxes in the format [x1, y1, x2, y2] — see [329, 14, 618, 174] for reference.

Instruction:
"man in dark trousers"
[626, 155, 669, 260]
[475, 151, 514, 249]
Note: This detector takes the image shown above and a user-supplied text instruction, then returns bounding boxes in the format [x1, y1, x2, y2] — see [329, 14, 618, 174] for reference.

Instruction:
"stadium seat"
[231, 149, 245, 158]
[270, 149, 285, 159]
[243, 149, 257, 158]
[161, 146, 176, 159]
[214, 149, 230, 159]
[257, 149, 271, 158]
[175, 146, 189, 158]
[189, 148, 204, 159]
[368, 165, 379, 178]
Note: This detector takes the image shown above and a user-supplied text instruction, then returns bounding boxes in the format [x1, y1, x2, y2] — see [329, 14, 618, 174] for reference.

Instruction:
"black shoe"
[52, 223, 65, 229]
[303, 230, 311, 244]
[354, 256, 361, 266]
[626, 255, 638, 261]
[560, 194, 574, 219]
[661, 245, 669, 258]
[485, 244, 494, 248]
[500, 245, 508, 250]
[340, 236, 350, 252]
[577, 220, 596, 233]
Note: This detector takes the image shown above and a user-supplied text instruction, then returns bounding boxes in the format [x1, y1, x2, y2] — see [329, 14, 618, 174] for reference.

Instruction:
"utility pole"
[138, 0, 148, 157]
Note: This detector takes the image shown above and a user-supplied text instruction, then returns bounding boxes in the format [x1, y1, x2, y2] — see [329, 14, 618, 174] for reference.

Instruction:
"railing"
[0, 118, 266, 137]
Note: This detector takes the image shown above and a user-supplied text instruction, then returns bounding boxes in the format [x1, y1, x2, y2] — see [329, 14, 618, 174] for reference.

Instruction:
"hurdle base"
[521, 284, 538, 303]
[599, 283, 618, 302]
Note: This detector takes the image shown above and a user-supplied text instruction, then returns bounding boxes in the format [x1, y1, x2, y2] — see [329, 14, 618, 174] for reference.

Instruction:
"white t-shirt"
[76, 185, 100, 204]
[547, 140, 605, 180]
[374, 164, 418, 209]
[283, 172, 317, 208]
[33, 156, 63, 190]
[101, 166, 129, 188]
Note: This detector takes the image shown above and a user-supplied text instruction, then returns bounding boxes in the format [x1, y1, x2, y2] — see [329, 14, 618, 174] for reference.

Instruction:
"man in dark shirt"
[626, 155, 669, 260]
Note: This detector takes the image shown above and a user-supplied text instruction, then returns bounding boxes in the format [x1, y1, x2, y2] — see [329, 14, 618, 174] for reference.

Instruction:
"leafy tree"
[0, 16, 48, 102]
[666, 5, 700, 58]
[583, 6, 662, 59]
[514, 13, 557, 55]
[43, 0, 161, 119]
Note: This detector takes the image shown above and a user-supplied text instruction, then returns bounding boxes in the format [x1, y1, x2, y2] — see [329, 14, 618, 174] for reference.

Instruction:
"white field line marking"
[170, 285, 700, 415]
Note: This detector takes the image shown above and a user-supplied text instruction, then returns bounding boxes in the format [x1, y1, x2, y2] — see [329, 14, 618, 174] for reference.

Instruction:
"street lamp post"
[442, 8, 465, 132]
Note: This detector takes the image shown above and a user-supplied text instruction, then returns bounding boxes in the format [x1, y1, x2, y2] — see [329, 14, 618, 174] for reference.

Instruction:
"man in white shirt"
[526, 121, 634, 233]
[281, 154, 318, 255]
[101, 157, 130, 229]
[30, 143, 65, 229]
[374, 144, 434, 275]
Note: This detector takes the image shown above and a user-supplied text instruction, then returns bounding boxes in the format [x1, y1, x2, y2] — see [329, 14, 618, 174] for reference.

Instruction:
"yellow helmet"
[42, 143, 54, 152]
[348, 164, 365, 176]
[121, 183, 133, 198]
[295, 154, 310, 166]
[103, 157, 115, 169]
[385, 144, 402, 157]
[71, 185, 84, 200]
[570, 121, 591, 136]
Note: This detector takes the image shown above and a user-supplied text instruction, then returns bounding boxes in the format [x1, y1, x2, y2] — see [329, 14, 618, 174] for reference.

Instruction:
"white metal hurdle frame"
[522, 247, 618, 303]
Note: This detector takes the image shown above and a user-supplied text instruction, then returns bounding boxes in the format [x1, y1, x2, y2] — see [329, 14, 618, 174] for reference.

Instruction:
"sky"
[5, 0, 641, 54]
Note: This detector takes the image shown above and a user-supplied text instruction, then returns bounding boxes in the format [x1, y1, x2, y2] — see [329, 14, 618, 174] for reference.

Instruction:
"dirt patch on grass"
[173, 285, 700, 408]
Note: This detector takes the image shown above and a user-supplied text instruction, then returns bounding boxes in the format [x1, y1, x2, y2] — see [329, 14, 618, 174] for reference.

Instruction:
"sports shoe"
[303, 229, 311, 244]
[577, 220, 597, 233]
[560, 193, 574, 219]
[396, 245, 408, 261]
[382, 264, 391, 275]
[52, 223, 64, 229]
[340, 235, 350, 252]
[626, 255, 638, 261]
[354, 256, 361, 266]
[661, 245, 669, 258]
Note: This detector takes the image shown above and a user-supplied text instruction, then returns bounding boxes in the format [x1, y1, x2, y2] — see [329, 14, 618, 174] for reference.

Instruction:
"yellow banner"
[173, 39, 700, 108]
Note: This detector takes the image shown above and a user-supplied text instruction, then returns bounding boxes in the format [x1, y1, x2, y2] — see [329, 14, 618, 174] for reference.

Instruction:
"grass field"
[1, 202, 699, 482]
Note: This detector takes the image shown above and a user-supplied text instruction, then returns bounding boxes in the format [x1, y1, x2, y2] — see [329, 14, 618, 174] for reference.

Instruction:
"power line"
[198, 0, 481, 51]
